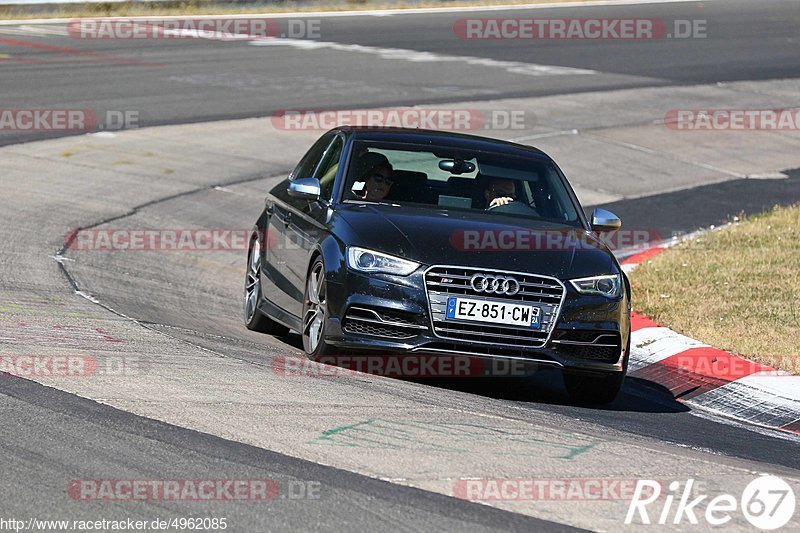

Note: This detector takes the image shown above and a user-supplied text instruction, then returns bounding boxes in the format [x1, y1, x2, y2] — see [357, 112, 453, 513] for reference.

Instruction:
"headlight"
[346, 247, 420, 276]
[569, 274, 621, 297]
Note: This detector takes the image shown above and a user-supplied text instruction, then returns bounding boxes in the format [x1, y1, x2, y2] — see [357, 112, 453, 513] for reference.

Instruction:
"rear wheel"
[302, 258, 334, 359]
[244, 235, 289, 336]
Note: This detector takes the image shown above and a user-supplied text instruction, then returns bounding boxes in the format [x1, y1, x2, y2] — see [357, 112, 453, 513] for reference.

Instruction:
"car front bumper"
[323, 267, 630, 375]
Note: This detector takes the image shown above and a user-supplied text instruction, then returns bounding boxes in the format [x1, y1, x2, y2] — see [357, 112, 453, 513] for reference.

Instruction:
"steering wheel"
[486, 200, 539, 216]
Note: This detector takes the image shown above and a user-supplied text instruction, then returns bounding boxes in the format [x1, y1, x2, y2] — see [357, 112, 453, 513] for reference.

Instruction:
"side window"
[290, 132, 334, 180]
[315, 136, 344, 201]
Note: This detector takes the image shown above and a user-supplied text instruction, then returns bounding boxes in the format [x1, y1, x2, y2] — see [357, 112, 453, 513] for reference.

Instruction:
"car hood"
[335, 203, 619, 279]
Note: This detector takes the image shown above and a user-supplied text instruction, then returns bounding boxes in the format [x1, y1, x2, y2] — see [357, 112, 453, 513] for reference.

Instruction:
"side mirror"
[590, 208, 622, 231]
[287, 177, 321, 201]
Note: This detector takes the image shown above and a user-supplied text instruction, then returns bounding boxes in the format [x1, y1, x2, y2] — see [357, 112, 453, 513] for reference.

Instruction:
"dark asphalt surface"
[0, 376, 578, 533]
[1, 0, 799, 146]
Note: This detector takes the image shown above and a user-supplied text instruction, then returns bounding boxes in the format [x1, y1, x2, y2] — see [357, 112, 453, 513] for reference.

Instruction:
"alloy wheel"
[302, 261, 327, 353]
[244, 238, 261, 322]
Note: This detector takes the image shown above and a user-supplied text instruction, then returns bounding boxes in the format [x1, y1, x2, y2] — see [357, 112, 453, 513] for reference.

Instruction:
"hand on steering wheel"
[487, 197, 514, 209]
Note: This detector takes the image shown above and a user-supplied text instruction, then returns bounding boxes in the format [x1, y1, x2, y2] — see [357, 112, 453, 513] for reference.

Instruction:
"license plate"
[445, 297, 540, 329]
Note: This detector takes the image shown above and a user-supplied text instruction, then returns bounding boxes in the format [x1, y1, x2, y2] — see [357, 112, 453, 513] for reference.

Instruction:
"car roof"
[335, 126, 551, 160]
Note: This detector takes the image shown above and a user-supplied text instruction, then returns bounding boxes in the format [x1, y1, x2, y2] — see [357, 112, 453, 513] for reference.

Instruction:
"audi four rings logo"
[470, 274, 521, 295]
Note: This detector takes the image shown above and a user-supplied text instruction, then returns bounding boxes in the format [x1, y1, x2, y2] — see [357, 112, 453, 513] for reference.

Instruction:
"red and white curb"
[620, 247, 800, 436]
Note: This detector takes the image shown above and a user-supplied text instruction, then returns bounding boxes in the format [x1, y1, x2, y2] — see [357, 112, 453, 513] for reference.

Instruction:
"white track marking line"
[510, 129, 579, 142]
[602, 137, 748, 179]
[18, 24, 69, 36]
[0, 24, 68, 36]
[249, 38, 596, 76]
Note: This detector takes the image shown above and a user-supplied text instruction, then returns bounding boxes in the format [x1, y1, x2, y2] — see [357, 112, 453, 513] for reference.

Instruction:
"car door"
[264, 132, 335, 316]
[281, 134, 346, 318]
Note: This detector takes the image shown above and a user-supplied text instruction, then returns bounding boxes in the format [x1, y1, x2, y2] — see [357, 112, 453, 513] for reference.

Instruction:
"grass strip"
[630, 204, 800, 374]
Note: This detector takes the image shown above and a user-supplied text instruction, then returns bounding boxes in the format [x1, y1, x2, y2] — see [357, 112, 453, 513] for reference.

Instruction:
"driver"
[484, 178, 517, 208]
[351, 152, 394, 201]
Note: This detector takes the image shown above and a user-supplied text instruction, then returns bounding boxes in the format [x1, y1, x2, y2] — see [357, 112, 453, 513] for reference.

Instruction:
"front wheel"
[563, 329, 630, 404]
[302, 258, 334, 359]
[563, 371, 625, 404]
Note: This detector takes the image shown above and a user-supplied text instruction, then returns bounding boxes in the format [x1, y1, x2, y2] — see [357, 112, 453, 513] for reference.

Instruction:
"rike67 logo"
[626, 476, 796, 530]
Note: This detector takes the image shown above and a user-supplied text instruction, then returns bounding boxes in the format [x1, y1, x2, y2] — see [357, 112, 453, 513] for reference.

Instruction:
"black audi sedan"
[245, 127, 631, 403]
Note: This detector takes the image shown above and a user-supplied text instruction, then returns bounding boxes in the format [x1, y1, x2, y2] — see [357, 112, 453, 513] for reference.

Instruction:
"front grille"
[425, 266, 565, 349]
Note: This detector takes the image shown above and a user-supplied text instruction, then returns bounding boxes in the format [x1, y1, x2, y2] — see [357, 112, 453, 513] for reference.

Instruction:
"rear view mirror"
[439, 159, 476, 174]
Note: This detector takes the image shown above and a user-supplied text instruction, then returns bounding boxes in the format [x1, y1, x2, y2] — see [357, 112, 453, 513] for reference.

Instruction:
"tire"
[563, 371, 625, 405]
[244, 235, 290, 336]
[301, 258, 335, 359]
[563, 333, 630, 405]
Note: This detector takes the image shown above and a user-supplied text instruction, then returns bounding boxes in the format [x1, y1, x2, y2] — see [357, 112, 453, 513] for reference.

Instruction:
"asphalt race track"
[2, 0, 800, 146]
[1, 0, 800, 531]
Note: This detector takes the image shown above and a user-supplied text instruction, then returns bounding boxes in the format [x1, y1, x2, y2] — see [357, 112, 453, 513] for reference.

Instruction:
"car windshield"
[343, 140, 582, 226]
